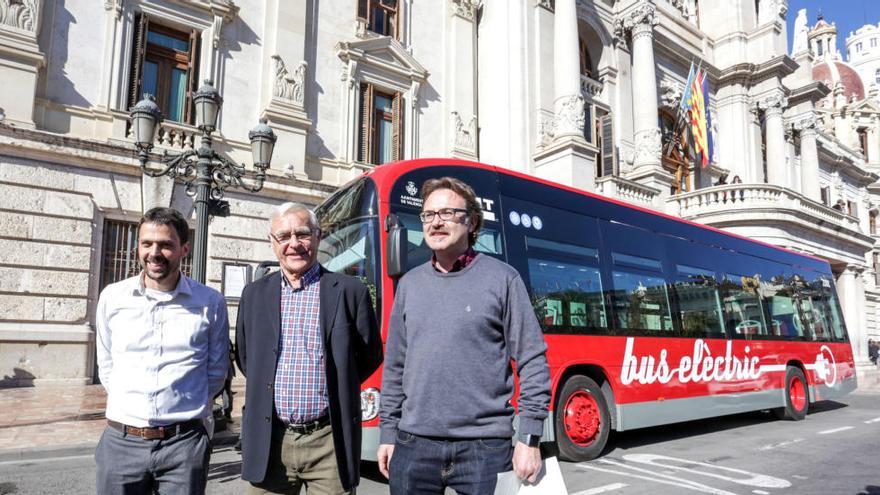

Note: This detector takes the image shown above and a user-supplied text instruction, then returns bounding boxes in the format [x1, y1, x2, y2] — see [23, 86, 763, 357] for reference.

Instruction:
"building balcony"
[666, 183, 873, 262]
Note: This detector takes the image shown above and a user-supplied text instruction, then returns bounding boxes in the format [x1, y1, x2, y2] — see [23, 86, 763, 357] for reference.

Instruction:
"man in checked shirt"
[236, 202, 383, 494]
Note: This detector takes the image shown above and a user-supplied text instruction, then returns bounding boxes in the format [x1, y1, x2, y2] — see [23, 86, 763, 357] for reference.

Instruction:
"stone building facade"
[0, 0, 878, 386]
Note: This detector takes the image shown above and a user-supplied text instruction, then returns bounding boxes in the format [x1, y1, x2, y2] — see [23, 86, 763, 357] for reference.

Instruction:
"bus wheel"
[775, 366, 809, 421]
[555, 375, 610, 462]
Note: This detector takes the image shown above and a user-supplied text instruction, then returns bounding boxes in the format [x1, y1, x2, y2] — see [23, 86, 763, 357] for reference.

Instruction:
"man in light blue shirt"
[95, 207, 228, 495]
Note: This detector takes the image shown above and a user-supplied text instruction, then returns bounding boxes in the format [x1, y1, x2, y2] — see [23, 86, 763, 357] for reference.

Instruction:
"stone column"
[552, 0, 585, 139]
[615, 2, 661, 169]
[758, 90, 788, 186]
[260, 0, 311, 177]
[839, 265, 871, 369]
[0, 0, 45, 128]
[448, 0, 480, 159]
[794, 115, 820, 202]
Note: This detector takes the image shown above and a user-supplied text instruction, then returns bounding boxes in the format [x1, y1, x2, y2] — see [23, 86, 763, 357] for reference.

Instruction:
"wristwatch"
[519, 433, 541, 447]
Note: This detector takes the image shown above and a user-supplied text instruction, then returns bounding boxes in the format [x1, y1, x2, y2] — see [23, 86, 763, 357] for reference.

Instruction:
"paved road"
[1, 391, 877, 494]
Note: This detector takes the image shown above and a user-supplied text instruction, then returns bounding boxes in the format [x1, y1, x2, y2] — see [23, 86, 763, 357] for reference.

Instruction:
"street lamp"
[129, 80, 277, 284]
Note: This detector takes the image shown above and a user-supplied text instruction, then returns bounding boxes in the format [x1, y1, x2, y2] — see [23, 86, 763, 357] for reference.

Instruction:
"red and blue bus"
[314, 158, 857, 462]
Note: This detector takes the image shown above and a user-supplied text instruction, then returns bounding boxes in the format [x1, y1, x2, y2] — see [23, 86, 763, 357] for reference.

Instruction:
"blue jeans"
[389, 431, 513, 495]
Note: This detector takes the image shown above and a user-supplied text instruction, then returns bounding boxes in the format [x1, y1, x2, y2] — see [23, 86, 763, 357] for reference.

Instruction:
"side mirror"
[385, 214, 407, 279]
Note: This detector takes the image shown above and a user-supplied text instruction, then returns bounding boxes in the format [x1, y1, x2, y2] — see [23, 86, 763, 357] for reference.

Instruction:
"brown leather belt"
[107, 419, 201, 440]
[283, 415, 330, 435]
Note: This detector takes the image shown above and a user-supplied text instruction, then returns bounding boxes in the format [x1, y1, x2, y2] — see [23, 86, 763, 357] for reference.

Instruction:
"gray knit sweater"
[379, 254, 550, 443]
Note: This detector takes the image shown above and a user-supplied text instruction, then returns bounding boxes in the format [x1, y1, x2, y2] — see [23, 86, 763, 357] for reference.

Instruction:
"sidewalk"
[0, 370, 877, 463]
[0, 377, 246, 462]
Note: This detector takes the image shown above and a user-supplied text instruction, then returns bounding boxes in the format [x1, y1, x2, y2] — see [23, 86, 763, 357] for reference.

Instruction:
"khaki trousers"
[246, 422, 351, 495]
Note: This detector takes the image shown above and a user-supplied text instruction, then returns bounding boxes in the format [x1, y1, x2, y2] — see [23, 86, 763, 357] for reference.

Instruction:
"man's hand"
[377, 444, 395, 479]
[512, 441, 542, 484]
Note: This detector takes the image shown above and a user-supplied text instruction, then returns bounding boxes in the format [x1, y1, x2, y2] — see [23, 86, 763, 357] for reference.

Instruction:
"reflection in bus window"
[610, 271, 673, 333]
[720, 273, 768, 338]
[673, 265, 724, 338]
[761, 274, 809, 339]
[527, 258, 607, 332]
[396, 211, 503, 272]
[803, 276, 846, 341]
[318, 219, 379, 308]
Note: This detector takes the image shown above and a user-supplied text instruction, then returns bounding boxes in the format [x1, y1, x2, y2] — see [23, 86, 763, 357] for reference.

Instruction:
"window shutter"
[600, 114, 616, 176]
[184, 28, 200, 125]
[392, 91, 404, 162]
[358, 83, 373, 163]
[357, 0, 369, 20]
[128, 13, 149, 110]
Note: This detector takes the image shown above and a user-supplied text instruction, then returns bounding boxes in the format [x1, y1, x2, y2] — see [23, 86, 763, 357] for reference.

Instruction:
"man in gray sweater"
[377, 177, 551, 494]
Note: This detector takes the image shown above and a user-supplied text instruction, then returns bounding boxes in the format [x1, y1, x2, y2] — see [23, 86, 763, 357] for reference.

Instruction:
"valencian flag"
[688, 68, 711, 167]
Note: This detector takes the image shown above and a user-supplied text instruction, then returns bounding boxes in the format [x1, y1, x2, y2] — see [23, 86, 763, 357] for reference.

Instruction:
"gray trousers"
[95, 423, 210, 495]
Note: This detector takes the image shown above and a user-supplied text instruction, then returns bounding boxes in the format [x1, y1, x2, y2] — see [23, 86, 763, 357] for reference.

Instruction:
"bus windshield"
[316, 178, 381, 310]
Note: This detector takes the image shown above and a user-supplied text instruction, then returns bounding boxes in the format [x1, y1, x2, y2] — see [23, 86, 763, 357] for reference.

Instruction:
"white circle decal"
[509, 211, 521, 225]
[521, 214, 532, 228]
[532, 216, 543, 230]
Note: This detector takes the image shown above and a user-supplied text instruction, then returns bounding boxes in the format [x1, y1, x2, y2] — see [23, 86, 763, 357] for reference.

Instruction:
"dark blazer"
[235, 267, 382, 490]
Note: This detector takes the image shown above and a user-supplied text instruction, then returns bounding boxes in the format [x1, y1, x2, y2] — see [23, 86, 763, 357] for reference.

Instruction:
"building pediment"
[849, 98, 880, 114]
[336, 37, 429, 82]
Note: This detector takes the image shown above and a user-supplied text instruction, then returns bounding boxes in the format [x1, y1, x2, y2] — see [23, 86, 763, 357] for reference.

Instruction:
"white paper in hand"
[494, 457, 568, 495]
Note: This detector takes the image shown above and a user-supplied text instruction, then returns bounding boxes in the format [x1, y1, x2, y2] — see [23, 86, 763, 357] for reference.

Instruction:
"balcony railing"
[595, 175, 660, 208]
[580, 75, 603, 99]
[667, 183, 862, 232]
[125, 118, 197, 150]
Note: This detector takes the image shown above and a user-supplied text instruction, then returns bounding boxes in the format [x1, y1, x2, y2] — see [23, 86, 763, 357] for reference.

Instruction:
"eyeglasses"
[418, 208, 468, 224]
[269, 230, 314, 245]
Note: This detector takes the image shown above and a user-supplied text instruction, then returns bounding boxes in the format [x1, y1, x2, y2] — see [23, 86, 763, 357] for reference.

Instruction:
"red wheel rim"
[563, 390, 601, 446]
[789, 375, 806, 411]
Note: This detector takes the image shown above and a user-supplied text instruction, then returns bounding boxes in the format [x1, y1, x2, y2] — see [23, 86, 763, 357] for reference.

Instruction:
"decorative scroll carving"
[451, 111, 477, 151]
[0, 0, 38, 33]
[791, 114, 818, 135]
[580, 75, 603, 98]
[535, 0, 553, 11]
[273, 55, 307, 105]
[634, 128, 662, 165]
[451, 0, 481, 21]
[554, 94, 586, 136]
[660, 78, 683, 110]
[757, 90, 787, 115]
[613, 2, 658, 38]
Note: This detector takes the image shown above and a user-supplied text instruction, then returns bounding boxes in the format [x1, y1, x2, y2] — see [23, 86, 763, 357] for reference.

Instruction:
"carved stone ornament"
[757, 91, 787, 114]
[535, 0, 553, 11]
[792, 114, 818, 134]
[273, 55, 307, 106]
[634, 128, 662, 165]
[554, 94, 586, 136]
[613, 2, 658, 38]
[451, 0, 481, 21]
[660, 78, 683, 110]
[0, 0, 38, 33]
[451, 111, 477, 151]
[104, 0, 122, 19]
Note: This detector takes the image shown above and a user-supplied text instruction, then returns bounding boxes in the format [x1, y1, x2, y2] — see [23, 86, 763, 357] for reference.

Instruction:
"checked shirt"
[274, 263, 328, 424]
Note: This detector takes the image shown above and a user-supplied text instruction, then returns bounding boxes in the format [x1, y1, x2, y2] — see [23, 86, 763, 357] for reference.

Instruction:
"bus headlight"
[361, 388, 380, 421]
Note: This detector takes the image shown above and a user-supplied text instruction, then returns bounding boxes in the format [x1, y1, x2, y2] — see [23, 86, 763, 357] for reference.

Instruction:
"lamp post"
[129, 80, 277, 284]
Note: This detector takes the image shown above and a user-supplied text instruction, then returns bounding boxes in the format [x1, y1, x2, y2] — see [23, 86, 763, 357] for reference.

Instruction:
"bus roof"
[363, 158, 831, 269]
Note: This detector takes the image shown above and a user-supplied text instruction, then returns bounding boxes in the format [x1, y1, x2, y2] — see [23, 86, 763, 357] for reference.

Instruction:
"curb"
[0, 431, 240, 464]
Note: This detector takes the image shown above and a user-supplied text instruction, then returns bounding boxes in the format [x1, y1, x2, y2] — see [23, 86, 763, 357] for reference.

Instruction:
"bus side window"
[761, 270, 811, 340]
[608, 252, 674, 334]
[525, 237, 607, 334]
[673, 264, 725, 338]
[804, 275, 846, 342]
[720, 273, 769, 338]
